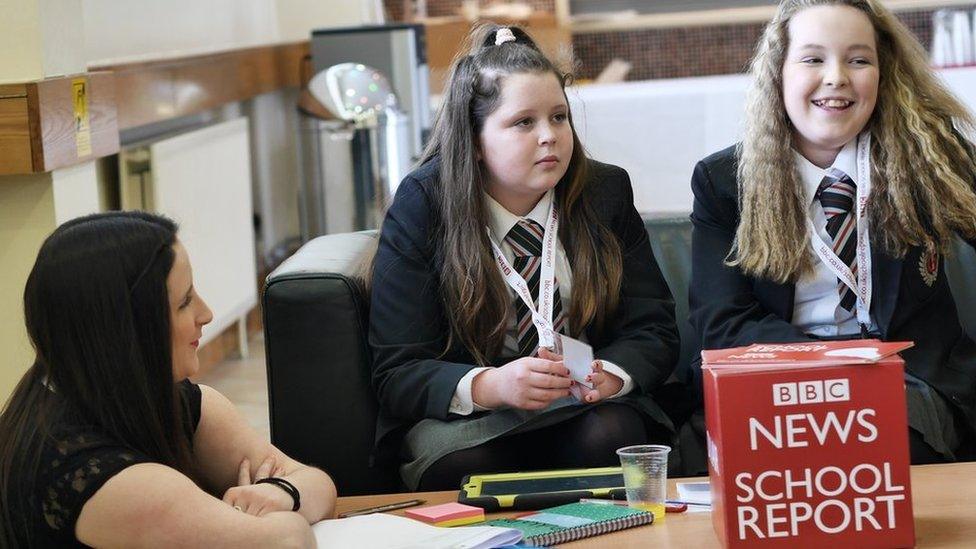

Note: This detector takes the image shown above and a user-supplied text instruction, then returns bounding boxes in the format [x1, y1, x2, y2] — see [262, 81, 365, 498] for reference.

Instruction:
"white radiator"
[120, 118, 257, 346]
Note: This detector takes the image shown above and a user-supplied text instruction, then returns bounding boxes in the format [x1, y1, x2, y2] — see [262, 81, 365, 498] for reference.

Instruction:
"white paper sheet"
[558, 334, 594, 389]
[675, 481, 713, 513]
[312, 513, 522, 549]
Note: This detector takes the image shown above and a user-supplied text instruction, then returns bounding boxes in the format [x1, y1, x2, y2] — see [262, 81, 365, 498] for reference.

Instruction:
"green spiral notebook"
[483, 502, 653, 546]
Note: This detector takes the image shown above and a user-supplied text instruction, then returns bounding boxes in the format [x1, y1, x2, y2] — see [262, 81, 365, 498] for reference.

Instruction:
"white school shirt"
[448, 189, 634, 415]
[792, 140, 878, 336]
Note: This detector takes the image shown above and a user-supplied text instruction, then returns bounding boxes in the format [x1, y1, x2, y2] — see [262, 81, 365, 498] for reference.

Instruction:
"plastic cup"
[616, 444, 671, 520]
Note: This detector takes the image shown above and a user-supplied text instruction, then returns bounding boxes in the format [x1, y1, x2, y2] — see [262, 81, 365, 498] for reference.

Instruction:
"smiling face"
[167, 241, 213, 381]
[782, 5, 880, 167]
[478, 71, 574, 215]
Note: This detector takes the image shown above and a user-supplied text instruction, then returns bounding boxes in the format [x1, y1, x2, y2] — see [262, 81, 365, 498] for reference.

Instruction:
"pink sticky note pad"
[404, 502, 484, 523]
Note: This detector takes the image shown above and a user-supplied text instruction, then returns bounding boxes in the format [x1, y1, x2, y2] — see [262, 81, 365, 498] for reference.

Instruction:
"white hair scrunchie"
[495, 28, 516, 46]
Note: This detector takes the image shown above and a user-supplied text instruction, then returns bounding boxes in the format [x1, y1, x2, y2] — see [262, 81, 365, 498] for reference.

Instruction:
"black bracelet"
[256, 477, 301, 512]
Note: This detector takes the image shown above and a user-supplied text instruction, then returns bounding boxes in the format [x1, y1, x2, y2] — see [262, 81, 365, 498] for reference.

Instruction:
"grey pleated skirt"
[905, 371, 961, 460]
[399, 393, 673, 490]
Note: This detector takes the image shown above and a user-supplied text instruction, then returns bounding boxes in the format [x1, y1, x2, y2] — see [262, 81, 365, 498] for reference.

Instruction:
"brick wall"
[572, 8, 954, 81]
[385, 0, 555, 21]
[383, 2, 972, 80]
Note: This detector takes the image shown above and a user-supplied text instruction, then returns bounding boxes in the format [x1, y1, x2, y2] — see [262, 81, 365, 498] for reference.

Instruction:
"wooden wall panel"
[32, 72, 120, 172]
[111, 67, 177, 130]
[95, 41, 309, 131]
[0, 41, 308, 175]
[0, 75, 119, 176]
[425, 15, 571, 93]
[0, 85, 32, 173]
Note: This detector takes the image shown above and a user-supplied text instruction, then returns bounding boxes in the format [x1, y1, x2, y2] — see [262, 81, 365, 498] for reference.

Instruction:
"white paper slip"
[313, 513, 522, 549]
[557, 334, 594, 389]
[676, 481, 712, 505]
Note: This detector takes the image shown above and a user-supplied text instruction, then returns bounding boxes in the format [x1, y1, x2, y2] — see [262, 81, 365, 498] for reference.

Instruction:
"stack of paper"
[676, 481, 711, 505]
[312, 513, 521, 549]
[676, 481, 712, 513]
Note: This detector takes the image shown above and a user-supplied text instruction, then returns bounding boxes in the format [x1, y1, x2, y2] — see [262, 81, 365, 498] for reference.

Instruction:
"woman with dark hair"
[0, 211, 335, 548]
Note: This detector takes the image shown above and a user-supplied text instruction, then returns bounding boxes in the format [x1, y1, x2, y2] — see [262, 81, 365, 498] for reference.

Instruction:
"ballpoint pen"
[338, 498, 426, 518]
[666, 499, 711, 507]
[579, 498, 710, 513]
[578, 498, 630, 506]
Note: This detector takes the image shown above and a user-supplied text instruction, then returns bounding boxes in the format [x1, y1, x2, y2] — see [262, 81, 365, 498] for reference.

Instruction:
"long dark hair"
[422, 23, 623, 365]
[0, 211, 196, 546]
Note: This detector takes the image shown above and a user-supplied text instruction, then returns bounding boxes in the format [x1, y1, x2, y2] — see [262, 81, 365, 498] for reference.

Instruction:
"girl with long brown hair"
[370, 24, 680, 490]
[689, 0, 976, 464]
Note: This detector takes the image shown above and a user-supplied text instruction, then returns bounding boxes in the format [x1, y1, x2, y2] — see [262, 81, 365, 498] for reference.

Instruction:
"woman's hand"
[472, 354, 572, 410]
[223, 456, 294, 516]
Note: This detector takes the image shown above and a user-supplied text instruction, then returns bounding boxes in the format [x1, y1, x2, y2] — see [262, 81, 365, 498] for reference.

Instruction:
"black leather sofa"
[263, 217, 976, 496]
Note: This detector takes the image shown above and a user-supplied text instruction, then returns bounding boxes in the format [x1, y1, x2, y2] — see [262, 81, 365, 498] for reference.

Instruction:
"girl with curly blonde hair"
[689, 0, 976, 464]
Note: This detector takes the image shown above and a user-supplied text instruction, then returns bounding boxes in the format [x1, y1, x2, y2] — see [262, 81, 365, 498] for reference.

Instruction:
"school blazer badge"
[918, 245, 939, 287]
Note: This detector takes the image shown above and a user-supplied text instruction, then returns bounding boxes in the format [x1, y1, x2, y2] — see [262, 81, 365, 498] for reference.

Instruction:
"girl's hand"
[222, 456, 294, 516]
[537, 347, 562, 362]
[581, 360, 624, 403]
[540, 348, 622, 404]
[472, 355, 572, 410]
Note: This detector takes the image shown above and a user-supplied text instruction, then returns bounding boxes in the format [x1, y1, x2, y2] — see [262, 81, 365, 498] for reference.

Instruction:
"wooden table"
[335, 462, 976, 548]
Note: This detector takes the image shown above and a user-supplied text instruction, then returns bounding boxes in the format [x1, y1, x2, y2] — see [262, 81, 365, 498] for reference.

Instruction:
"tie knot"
[505, 219, 544, 257]
[818, 170, 856, 219]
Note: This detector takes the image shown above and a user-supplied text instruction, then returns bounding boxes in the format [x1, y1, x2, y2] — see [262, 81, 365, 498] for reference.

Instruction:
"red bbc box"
[702, 340, 916, 548]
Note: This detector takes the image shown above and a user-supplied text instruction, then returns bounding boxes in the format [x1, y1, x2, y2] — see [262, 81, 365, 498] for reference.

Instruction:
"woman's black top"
[7, 381, 202, 548]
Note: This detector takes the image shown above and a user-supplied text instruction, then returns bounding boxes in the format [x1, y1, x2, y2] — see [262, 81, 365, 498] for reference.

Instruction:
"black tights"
[418, 404, 657, 491]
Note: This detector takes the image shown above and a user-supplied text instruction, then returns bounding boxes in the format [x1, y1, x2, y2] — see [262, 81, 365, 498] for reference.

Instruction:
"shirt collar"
[486, 189, 554, 242]
[794, 138, 859, 204]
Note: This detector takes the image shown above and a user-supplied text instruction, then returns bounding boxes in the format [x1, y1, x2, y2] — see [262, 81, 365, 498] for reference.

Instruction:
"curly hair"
[732, 0, 976, 283]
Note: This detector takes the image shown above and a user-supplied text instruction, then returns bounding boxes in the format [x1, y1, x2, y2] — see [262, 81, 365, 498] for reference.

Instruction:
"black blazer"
[689, 145, 976, 433]
[369, 157, 680, 454]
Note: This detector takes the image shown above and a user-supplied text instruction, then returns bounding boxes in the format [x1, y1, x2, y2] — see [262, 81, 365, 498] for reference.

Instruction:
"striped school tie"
[505, 219, 567, 356]
[818, 168, 858, 312]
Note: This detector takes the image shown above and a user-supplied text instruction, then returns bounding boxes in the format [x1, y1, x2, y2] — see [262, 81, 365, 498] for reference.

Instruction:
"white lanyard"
[488, 201, 559, 349]
[806, 133, 873, 328]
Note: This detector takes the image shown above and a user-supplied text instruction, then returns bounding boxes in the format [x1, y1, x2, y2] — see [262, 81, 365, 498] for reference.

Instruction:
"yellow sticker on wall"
[72, 78, 92, 158]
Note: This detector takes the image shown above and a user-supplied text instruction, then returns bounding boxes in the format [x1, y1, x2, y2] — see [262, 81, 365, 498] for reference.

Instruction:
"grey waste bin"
[297, 63, 412, 240]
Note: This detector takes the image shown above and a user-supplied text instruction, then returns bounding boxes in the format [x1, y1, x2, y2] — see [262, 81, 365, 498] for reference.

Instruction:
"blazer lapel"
[871, 246, 902, 335]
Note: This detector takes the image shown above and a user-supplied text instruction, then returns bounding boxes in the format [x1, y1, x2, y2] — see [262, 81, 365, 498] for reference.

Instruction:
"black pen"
[338, 498, 426, 518]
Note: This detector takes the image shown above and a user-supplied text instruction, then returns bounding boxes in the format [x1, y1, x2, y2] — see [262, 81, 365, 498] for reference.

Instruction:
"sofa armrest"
[263, 231, 399, 495]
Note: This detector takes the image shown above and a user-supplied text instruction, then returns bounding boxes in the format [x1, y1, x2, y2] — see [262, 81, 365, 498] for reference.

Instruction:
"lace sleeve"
[33, 383, 200, 543]
[38, 432, 153, 537]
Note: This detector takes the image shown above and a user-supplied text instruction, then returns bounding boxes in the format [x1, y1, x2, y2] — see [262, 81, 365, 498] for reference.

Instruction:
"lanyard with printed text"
[488, 201, 559, 349]
[806, 132, 873, 329]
